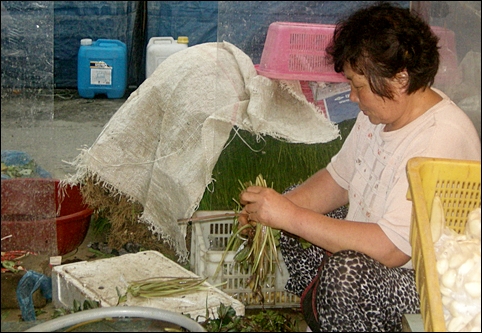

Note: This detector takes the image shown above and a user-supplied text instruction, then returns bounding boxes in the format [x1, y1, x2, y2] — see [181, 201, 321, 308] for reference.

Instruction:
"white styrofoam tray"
[52, 250, 245, 320]
[190, 211, 300, 308]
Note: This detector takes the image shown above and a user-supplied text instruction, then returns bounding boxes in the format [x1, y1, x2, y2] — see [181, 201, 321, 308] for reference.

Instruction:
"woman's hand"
[238, 185, 297, 231]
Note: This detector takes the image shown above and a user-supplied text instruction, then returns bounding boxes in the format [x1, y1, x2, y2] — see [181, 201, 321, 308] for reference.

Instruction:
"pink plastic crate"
[256, 22, 347, 82]
[431, 26, 461, 86]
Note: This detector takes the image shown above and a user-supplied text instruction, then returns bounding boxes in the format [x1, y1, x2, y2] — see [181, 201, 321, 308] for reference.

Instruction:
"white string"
[223, 126, 266, 153]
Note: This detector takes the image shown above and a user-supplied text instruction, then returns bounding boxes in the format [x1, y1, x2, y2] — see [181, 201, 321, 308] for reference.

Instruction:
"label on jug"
[90, 61, 112, 85]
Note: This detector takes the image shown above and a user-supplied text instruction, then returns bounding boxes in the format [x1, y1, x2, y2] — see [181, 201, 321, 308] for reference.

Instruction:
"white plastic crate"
[52, 250, 245, 320]
[190, 211, 300, 308]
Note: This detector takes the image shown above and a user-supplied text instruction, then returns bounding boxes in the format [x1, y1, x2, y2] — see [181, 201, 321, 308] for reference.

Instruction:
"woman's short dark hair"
[326, 2, 440, 99]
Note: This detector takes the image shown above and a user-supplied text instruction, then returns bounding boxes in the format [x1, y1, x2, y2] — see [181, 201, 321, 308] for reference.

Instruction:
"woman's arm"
[282, 206, 410, 267]
[283, 168, 349, 214]
[239, 170, 410, 268]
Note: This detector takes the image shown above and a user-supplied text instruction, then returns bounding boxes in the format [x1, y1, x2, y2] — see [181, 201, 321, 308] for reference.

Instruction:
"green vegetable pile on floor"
[193, 303, 304, 332]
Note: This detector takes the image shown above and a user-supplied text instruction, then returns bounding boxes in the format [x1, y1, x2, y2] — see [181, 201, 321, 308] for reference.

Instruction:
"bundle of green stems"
[215, 174, 281, 303]
[126, 276, 209, 298]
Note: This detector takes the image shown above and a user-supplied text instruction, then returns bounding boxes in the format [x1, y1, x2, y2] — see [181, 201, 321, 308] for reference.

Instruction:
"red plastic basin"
[1, 178, 92, 256]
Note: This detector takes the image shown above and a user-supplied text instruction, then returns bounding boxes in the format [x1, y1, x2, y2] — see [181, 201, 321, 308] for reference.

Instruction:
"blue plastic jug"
[77, 39, 127, 99]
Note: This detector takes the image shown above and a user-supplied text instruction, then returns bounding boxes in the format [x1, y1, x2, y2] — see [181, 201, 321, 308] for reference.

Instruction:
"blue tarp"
[1, 1, 409, 89]
[55, 1, 219, 88]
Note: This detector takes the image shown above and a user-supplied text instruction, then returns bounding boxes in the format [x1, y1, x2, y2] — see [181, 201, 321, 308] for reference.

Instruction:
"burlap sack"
[64, 41, 339, 261]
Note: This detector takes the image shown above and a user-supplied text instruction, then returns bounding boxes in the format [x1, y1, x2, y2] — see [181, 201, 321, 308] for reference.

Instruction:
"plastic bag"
[1, 150, 51, 179]
[16, 270, 53, 321]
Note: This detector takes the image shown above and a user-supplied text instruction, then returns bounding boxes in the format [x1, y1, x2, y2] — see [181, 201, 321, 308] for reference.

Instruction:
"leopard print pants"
[280, 188, 420, 331]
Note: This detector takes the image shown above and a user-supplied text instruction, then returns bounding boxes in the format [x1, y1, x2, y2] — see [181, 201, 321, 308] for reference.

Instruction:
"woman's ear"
[394, 70, 409, 91]
[395, 71, 408, 82]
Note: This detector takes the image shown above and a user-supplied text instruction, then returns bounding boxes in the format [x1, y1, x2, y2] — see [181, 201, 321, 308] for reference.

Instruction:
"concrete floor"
[1, 88, 129, 180]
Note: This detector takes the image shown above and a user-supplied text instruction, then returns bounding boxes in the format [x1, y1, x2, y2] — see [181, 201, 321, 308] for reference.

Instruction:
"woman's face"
[344, 63, 405, 130]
